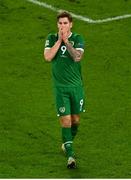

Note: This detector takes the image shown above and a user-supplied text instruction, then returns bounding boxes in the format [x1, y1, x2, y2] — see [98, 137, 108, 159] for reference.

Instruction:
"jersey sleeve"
[44, 34, 55, 49]
[74, 34, 84, 52]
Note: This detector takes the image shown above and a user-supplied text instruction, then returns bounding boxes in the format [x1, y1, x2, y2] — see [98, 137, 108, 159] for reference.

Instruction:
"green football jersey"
[44, 32, 84, 87]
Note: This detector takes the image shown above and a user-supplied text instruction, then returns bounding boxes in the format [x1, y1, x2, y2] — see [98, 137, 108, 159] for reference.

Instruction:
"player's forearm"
[65, 41, 82, 62]
[44, 40, 61, 62]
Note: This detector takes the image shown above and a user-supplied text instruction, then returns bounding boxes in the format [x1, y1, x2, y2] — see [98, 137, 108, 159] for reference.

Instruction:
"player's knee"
[72, 119, 80, 125]
[60, 115, 72, 127]
[71, 115, 80, 125]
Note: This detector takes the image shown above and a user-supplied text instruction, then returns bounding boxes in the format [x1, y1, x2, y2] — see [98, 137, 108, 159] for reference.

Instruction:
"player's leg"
[70, 86, 85, 140]
[60, 115, 73, 157]
[60, 115, 76, 168]
[71, 114, 80, 140]
[55, 90, 73, 155]
[54, 87, 76, 168]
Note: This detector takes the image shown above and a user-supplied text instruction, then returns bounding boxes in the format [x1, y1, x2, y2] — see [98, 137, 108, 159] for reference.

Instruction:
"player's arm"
[44, 39, 61, 62]
[62, 31, 84, 62]
[64, 41, 83, 62]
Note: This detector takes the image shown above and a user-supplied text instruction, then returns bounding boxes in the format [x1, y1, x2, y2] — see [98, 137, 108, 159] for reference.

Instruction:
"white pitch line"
[26, 0, 131, 24]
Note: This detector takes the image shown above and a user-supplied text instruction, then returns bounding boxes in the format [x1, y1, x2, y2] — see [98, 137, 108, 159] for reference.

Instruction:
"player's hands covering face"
[59, 28, 68, 43]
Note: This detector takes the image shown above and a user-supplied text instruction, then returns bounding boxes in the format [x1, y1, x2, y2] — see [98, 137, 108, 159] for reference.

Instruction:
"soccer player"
[44, 11, 85, 169]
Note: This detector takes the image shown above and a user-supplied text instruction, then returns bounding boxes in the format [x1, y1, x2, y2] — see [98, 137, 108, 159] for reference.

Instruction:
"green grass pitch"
[0, 0, 131, 178]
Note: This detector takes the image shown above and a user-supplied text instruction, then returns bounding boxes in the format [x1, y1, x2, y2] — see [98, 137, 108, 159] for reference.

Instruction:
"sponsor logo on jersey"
[77, 43, 84, 48]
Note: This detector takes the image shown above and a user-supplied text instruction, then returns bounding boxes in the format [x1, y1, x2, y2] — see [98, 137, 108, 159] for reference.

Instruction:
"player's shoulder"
[72, 32, 84, 40]
[71, 32, 85, 49]
[72, 32, 82, 37]
[47, 33, 58, 39]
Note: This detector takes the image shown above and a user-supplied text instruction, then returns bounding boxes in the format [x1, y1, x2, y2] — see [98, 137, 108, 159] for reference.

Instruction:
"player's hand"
[60, 28, 68, 43]
[58, 28, 63, 42]
[62, 31, 68, 43]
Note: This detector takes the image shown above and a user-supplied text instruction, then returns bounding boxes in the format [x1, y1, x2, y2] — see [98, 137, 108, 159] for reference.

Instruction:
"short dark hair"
[57, 11, 73, 22]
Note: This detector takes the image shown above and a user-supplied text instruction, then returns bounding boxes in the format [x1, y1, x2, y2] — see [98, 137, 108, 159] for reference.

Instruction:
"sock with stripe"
[62, 127, 74, 158]
[71, 124, 79, 140]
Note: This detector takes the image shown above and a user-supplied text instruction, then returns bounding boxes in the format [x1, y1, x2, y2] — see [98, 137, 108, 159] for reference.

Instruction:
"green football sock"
[62, 127, 74, 158]
[71, 124, 78, 140]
